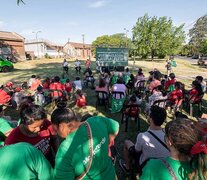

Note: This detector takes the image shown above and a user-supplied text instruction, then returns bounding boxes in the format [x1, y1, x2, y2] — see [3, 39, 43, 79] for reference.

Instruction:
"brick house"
[63, 42, 93, 59]
[0, 31, 26, 60]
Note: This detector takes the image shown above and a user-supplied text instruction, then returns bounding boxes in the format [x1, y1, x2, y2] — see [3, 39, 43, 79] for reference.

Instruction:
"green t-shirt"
[140, 157, 192, 180]
[0, 142, 53, 180]
[54, 116, 119, 180]
[0, 118, 13, 146]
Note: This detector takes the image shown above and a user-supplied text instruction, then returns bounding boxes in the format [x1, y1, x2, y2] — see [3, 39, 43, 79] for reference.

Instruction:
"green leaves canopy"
[92, 33, 131, 54]
[189, 15, 207, 53]
[132, 14, 185, 59]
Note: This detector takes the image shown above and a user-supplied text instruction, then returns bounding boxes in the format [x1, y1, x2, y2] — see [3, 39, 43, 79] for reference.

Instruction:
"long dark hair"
[20, 104, 46, 125]
[51, 104, 78, 126]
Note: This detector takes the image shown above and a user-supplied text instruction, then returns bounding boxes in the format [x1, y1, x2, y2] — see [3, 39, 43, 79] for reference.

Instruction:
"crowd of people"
[0, 58, 207, 179]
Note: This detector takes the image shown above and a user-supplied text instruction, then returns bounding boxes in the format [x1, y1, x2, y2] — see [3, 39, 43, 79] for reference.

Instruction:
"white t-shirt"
[73, 80, 82, 90]
[63, 61, 68, 67]
[74, 61, 81, 67]
[135, 128, 170, 165]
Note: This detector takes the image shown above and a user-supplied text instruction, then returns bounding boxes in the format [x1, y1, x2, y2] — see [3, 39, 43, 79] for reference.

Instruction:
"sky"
[0, 0, 207, 45]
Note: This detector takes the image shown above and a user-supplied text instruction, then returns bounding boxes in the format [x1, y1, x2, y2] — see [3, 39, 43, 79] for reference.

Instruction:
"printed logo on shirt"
[83, 137, 106, 165]
[34, 138, 50, 155]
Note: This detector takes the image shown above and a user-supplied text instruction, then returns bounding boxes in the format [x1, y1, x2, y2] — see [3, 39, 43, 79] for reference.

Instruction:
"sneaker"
[119, 159, 130, 176]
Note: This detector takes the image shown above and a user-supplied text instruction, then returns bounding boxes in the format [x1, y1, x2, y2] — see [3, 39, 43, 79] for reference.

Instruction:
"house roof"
[66, 42, 91, 49]
[0, 31, 24, 41]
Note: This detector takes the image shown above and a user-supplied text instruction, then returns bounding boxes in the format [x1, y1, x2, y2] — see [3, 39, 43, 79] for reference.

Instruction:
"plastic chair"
[121, 104, 140, 132]
[95, 91, 109, 111]
[135, 80, 146, 94]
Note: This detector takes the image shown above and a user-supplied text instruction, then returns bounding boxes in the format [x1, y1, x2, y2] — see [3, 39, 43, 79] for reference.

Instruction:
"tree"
[92, 33, 131, 54]
[17, 0, 25, 5]
[189, 15, 207, 53]
[189, 15, 207, 54]
[199, 40, 207, 55]
[132, 14, 185, 60]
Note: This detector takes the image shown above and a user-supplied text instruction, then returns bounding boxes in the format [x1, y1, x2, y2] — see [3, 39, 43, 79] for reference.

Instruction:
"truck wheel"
[2, 66, 10, 72]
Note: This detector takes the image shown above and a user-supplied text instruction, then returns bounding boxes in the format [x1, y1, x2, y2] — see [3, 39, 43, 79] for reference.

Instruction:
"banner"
[96, 48, 128, 66]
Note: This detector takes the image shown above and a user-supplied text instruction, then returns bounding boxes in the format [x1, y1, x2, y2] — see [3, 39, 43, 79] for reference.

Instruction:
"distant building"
[63, 42, 93, 59]
[25, 39, 66, 58]
[0, 31, 26, 60]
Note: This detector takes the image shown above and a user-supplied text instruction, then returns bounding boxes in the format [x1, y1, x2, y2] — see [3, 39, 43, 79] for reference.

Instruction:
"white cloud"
[89, 0, 107, 8]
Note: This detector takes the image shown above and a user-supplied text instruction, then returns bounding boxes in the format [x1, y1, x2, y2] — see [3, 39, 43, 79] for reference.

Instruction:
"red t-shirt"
[164, 79, 176, 90]
[168, 89, 183, 104]
[76, 95, 86, 107]
[189, 88, 201, 103]
[65, 82, 72, 93]
[49, 82, 65, 97]
[43, 82, 50, 90]
[0, 89, 11, 104]
[30, 79, 42, 91]
[4, 119, 56, 164]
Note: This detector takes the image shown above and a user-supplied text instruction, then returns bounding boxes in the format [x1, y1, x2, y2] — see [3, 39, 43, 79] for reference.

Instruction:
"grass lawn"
[0, 57, 207, 179]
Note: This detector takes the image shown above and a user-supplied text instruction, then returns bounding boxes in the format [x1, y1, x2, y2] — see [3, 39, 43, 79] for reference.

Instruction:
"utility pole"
[32, 31, 41, 58]
[82, 34, 85, 59]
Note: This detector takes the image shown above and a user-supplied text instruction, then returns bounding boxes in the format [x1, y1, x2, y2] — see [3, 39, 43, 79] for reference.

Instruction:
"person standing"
[51, 106, 119, 180]
[85, 59, 91, 69]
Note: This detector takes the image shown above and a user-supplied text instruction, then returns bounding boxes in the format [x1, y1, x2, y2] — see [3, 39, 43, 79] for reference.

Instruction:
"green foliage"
[44, 53, 51, 59]
[17, 0, 25, 5]
[132, 14, 185, 60]
[189, 15, 207, 52]
[92, 33, 131, 54]
[179, 44, 197, 56]
[199, 40, 207, 55]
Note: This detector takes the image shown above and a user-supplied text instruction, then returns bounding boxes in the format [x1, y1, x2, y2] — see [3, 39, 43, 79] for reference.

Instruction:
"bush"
[44, 53, 51, 59]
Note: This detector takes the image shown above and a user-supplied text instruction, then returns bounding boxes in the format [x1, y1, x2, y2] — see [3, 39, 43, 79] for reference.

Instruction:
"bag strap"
[160, 158, 178, 180]
[76, 121, 93, 180]
[148, 131, 169, 151]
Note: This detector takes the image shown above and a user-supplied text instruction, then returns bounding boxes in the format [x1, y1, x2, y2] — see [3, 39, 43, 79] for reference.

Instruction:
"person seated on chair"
[73, 77, 83, 90]
[140, 119, 206, 180]
[75, 89, 87, 108]
[27, 75, 36, 88]
[30, 76, 42, 91]
[49, 76, 65, 99]
[83, 69, 95, 88]
[186, 80, 203, 103]
[167, 82, 183, 106]
[135, 68, 145, 84]
[96, 78, 109, 94]
[124, 95, 140, 117]
[119, 106, 170, 175]
[145, 85, 167, 114]
[164, 73, 176, 92]
[146, 72, 161, 94]
[112, 77, 127, 99]
[74, 59, 81, 74]
[195, 76, 206, 93]
[0, 85, 12, 106]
